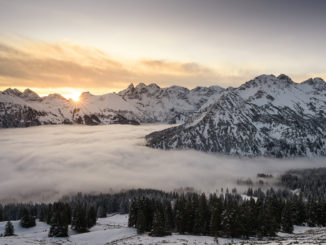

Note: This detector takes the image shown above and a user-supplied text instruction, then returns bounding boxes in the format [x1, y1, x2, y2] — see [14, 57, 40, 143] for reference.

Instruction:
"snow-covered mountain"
[146, 74, 326, 157]
[118, 83, 224, 123]
[0, 83, 224, 127]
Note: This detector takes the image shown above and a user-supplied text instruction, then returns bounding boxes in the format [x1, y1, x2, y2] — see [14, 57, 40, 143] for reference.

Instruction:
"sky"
[0, 0, 326, 98]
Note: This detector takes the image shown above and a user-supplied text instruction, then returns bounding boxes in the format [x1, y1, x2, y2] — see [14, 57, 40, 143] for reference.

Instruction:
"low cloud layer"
[1, 124, 326, 203]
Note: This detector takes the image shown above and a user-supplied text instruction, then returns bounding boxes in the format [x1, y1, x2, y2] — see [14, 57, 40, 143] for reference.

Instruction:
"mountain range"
[0, 83, 223, 127]
[1, 74, 326, 157]
[146, 74, 326, 157]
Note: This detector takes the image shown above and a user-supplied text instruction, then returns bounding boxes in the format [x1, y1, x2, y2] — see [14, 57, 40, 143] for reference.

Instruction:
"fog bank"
[0, 124, 325, 202]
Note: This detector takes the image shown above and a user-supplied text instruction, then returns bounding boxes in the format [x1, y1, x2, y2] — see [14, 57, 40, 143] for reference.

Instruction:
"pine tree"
[4, 221, 14, 236]
[96, 206, 107, 218]
[281, 202, 293, 233]
[221, 199, 242, 238]
[209, 206, 222, 236]
[185, 195, 196, 233]
[87, 207, 97, 228]
[136, 210, 147, 234]
[0, 205, 3, 222]
[48, 211, 68, 237]
[38, 205, 47, 222]
[20, 208, 36, 228]
[193, 194, 210, 235]
[150, 208, 167, 236]
[128, 199, 138, 227]
[46, 204, 53, 225]
[174, 197, 187, 234]
[306, 197, 317, 227]
[261, 203, 278, 237]
[163, 202, 174, 232]
[71, 205, 88, 233]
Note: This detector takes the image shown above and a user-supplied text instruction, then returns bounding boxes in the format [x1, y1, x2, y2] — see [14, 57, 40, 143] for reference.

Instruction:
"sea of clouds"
[0, 124, 325, 202]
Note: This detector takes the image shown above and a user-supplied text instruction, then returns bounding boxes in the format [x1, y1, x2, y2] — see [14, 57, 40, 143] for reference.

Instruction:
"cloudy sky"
[0, 0, 325, 98]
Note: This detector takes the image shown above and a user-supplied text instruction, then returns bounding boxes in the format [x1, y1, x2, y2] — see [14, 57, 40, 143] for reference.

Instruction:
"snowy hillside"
[146, 74, 326, 157]
[0, 83, 224, 127]
[1, 214, 325, 245]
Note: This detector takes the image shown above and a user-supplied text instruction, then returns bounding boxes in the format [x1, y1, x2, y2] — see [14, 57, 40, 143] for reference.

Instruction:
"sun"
[67, 90, 81, 102]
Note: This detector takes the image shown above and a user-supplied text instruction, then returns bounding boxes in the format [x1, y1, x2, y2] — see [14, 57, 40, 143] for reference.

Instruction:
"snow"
[1, 214, 326, 245]
[1, 76, 325, 127]
[0, 82, 226, 125]
[0, 214, 137, 245]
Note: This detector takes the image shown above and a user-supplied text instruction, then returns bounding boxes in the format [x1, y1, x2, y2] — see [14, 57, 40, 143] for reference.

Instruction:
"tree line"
[280, 168, 326, 197]
[128, 188, 326, 238]
[2, 168, 326, 238]
[0, 189, 175, 237]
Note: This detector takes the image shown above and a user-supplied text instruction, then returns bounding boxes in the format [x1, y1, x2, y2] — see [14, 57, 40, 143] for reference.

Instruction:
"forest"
[1, 168, 326, 238]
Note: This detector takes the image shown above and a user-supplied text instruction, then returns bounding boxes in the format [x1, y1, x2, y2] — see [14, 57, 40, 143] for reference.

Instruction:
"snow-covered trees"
[87, 207, 97, 228]
[1, 175, 326, 240]
[4, 221, 14, 236]
[48, 203, 70, 237]
[281, 202, 293, 233]
[20, 208, 36, 228]
[96, 206, 106, 218]
[48, 211, 68, 237]
[151, 205, 168, 236]
[71, 205, 88, 233]
[126, 186, 326, 239]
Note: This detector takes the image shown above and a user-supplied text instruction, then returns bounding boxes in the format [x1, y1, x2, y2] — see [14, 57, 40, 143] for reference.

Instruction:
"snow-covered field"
[1, 214, 326, 245]
[1, 124, 326, 202]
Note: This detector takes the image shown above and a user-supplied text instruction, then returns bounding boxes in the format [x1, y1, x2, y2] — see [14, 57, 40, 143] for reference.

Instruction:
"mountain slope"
[0, 83, 224, 127]
[146, 75, 326, 157]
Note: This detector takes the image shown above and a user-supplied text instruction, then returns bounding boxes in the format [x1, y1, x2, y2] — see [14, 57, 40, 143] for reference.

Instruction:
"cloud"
[0, 124, 325, 203]
[140, 60, 211, 75]
[0, 40, 253, 93]
[0, 42, 134, 89]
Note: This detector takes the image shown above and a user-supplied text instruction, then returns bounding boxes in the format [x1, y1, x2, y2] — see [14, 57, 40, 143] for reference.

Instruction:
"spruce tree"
[38, 205, 47, 223]
[174, 197, 186, 234]
[209, 206, 222, 236]
[0, 205, 3, 222]
[163, 202, 174, 232]
[71, 205, 88, 233]
[281, 202, 293, 233]
[128, 200, 138, 227]
[48, 211, 68, 237]
[195, 194, 210, 235]
[20, 208, 36, 228]
[87, 207, 97, 228]
[150, 208, 167, 236]
[96, 206, 107, 218]
[185, 195, 196, 233]
[4, 221, 14, 236]
[47, 204, 53, 224]
[136, 210, 147, 234]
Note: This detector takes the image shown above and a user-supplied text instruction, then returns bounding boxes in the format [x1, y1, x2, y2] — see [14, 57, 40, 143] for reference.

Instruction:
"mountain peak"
[240, 74, 295, 91]
[80, 91, 93, 99]
[21, 89, 41, 101]
[127, 83, 134, 89]
[45, 93, 67, 101]
[135, 83, 146, 89]
[302, 77, 326, 90]
[148, 83, 160, 89]
[277, 74, 294, 84]
[2, 88, 22, 96]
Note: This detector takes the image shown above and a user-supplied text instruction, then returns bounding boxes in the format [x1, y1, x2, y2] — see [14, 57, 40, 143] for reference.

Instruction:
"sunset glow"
[0, 0, 325, 95]
[66, 90, 81, 102]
